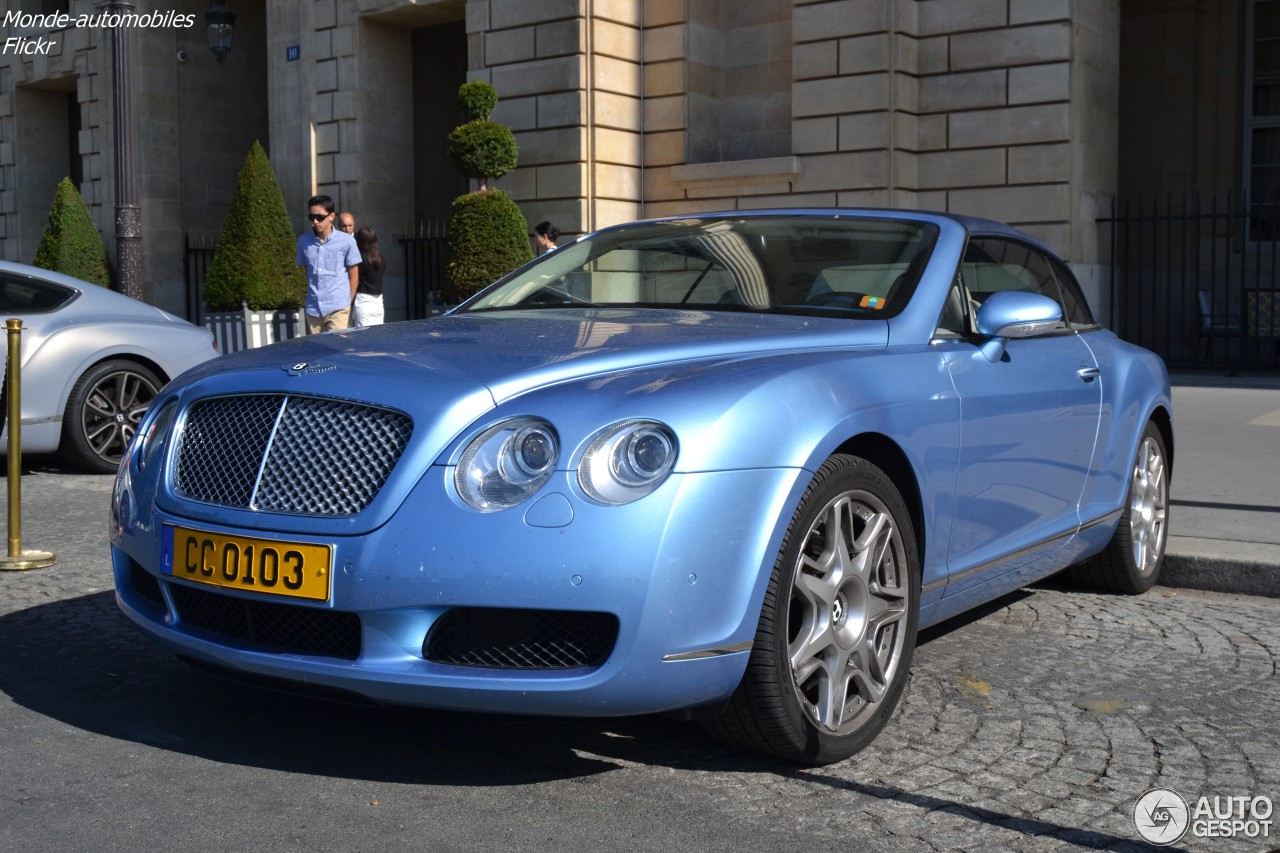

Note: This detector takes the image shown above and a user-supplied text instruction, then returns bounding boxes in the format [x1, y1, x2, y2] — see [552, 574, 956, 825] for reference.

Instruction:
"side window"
[962, 238, 1069, 331]
[1046, 256, 1097, 328]
[0, 275, 75, 313]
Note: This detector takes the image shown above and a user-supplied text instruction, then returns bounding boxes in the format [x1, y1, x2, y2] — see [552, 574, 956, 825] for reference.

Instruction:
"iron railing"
[187, 224, 452, 326]
[183, 232, 216, 326]
[399, 221, 448, 319]
[1099, 193, 1280, 372]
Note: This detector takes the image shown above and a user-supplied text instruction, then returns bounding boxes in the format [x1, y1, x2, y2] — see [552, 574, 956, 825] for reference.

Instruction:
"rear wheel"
[702, 454, 919, 764]
[60, 360, 162, 473]
[1070, 421, 1169, 594]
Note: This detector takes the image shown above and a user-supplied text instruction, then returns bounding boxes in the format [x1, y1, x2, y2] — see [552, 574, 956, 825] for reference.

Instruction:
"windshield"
[459, 215, 939, 318]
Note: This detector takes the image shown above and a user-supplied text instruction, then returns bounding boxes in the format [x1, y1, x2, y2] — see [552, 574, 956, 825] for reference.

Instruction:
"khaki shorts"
[305, 306, 351, 334]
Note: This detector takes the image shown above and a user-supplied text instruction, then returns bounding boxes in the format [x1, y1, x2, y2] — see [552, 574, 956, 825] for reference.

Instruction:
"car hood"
[176, 308, 887, 406]
[156, 309, 886, 534]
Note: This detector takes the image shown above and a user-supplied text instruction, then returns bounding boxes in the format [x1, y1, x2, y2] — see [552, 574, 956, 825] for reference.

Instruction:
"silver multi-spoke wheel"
[62, 360, 162, 473]
[788, 490, 910, 735]
[1070, 420, 1170, 594]
[1128, 434, 1168, 576]
[701, 454, 919, 764]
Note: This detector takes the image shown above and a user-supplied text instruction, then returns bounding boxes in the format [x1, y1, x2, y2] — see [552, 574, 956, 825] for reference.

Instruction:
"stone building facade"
[0, 0, 1258, 323]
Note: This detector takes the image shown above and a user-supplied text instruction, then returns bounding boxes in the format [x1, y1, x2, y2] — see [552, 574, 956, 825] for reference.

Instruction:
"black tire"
[1069, 421, 1170, 594]
[60, 359, 162, 473]
[701, 454, 920, 764]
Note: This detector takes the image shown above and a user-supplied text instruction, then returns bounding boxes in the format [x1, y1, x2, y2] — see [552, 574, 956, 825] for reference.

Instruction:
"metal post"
[106, 0, 142, 300]
[2, 319, 55, 571]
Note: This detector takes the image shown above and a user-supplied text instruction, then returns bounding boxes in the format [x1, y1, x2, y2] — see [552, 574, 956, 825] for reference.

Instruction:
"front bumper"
[112, 464, 809, 717]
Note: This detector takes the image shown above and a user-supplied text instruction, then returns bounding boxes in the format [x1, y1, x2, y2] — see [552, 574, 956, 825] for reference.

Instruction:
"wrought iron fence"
[1099, 193, 1280, 372]
[187, 225, 452, 331]
[183, 232, 216, 326]
[399, 221, 449, 319]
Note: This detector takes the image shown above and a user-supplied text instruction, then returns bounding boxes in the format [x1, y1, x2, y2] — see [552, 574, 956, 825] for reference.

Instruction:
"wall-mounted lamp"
[205, 0, 236, 64]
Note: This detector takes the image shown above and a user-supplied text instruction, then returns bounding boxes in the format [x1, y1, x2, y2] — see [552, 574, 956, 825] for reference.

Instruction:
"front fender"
[480, 346, 958, 596]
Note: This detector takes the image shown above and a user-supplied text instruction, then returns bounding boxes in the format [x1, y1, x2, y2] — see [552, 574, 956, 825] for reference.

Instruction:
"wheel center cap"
[832, 580, 871, 650]
[831, 595, 847, 626]
[115, 413, 126, 424]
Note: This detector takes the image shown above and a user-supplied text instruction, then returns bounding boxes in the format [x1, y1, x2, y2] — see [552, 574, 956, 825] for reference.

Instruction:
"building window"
[1248, 0, 1280, 237]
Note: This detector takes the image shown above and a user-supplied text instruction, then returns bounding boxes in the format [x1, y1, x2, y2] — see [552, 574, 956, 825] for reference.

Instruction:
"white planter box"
[204, 303, 304, 354]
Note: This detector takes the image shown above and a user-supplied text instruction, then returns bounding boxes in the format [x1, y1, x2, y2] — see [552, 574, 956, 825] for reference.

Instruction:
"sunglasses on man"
[308, 213, 330, 222]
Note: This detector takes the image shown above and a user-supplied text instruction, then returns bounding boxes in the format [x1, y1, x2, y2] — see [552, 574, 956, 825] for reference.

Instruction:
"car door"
[937, 238, 1103, 595]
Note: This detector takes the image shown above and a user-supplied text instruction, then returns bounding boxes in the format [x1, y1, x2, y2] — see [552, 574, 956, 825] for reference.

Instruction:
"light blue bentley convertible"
[111, 210, 1171, 764]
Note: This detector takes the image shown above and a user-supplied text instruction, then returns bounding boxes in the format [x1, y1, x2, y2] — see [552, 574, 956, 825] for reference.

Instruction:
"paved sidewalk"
[1163, 372, 1280, 598]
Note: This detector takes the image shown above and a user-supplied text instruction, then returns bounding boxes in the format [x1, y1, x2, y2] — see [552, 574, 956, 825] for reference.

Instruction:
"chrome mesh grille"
[174, 395, 413, 516]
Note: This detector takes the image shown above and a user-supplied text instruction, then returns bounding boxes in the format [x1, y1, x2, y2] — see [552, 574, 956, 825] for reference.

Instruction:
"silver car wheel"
[1129, 434, 1168, 576]
[787, 489, 911, 735]
[76, 364, 159, 467]
[65, 356, 162, 468]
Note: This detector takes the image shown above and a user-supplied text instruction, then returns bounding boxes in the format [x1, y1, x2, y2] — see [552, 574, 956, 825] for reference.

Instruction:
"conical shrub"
[204, 141, 306, 310]
[32, 177, 112, 287]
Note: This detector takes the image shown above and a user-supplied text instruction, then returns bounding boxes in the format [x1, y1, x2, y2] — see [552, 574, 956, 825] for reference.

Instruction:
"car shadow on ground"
[0, 591, 784, 785]
[0, 582, 1105, 789]
[6, 452, 74, 474]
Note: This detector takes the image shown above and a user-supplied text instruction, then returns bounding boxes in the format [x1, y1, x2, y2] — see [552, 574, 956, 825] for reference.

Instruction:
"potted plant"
[203, 141, 307, 350]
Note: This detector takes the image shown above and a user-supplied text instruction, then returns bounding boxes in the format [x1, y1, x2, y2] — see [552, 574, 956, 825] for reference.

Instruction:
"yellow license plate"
[164, 525, 332, 602]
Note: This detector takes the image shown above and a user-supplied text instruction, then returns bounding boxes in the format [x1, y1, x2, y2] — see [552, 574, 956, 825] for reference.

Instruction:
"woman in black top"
[352, 227, 384, 326]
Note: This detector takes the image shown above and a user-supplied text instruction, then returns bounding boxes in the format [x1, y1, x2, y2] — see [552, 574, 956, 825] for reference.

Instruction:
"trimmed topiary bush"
[444, 190, 535, 302]
[204, 140, 306, 311]
[32, 177, 112, 288]
[457, 79, 498, 120]
[444, 81, 533, 301]
[447, 120, 519, 190]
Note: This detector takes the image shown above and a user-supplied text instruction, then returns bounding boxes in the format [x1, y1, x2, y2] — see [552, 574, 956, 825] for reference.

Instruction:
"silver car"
[1, 260, 218, 472]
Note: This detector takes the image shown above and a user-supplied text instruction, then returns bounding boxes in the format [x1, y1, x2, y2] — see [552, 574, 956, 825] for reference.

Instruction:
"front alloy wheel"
[702, 454, 919, 764]
[61, 359, 162, 473]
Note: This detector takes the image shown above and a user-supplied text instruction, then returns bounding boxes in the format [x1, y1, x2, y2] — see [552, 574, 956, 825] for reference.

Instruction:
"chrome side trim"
[1079, 508, 1124, 531]
[662, 640, 754, 662]
[923, 509, 1124, 595]
[931, 528, 1078, 589]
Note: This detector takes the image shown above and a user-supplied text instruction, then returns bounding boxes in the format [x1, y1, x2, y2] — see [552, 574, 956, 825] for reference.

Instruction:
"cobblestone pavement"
[1, 467, 1278, 852]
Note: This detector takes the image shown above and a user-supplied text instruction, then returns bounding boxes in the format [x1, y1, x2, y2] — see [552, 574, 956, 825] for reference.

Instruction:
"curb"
[1160, 535, 1280, 598]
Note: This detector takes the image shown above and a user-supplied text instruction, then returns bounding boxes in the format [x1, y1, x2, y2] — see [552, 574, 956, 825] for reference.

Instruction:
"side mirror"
[975, 291, 1063, 362]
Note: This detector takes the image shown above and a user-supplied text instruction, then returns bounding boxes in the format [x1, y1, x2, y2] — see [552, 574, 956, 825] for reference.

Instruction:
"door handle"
[1077, 366, 1100, 382]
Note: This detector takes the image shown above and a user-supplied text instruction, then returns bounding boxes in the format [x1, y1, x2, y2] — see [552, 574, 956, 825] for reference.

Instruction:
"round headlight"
[456, 418, 559, 511]
[579, 420, 678, 505]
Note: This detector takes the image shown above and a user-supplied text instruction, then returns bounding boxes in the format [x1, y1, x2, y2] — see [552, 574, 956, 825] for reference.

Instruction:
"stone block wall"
[0, 5, 102, 266]
[2, 0, 269, 315]
[1, 0, 1126, 316]
[469, 0, 645, 241]
[637, 0, 1118, 283]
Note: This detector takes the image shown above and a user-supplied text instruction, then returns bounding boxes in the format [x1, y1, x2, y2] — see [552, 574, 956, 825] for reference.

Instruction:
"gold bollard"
[1, 318, 55, 571]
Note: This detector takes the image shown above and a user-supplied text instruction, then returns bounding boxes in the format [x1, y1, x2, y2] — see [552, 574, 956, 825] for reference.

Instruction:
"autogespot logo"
[1134, 788, 1190, 845]
[1134, 788, 1275, 844]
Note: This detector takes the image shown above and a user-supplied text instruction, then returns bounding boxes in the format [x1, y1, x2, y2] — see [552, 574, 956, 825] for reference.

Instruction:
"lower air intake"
[423, 608, 618, 669]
